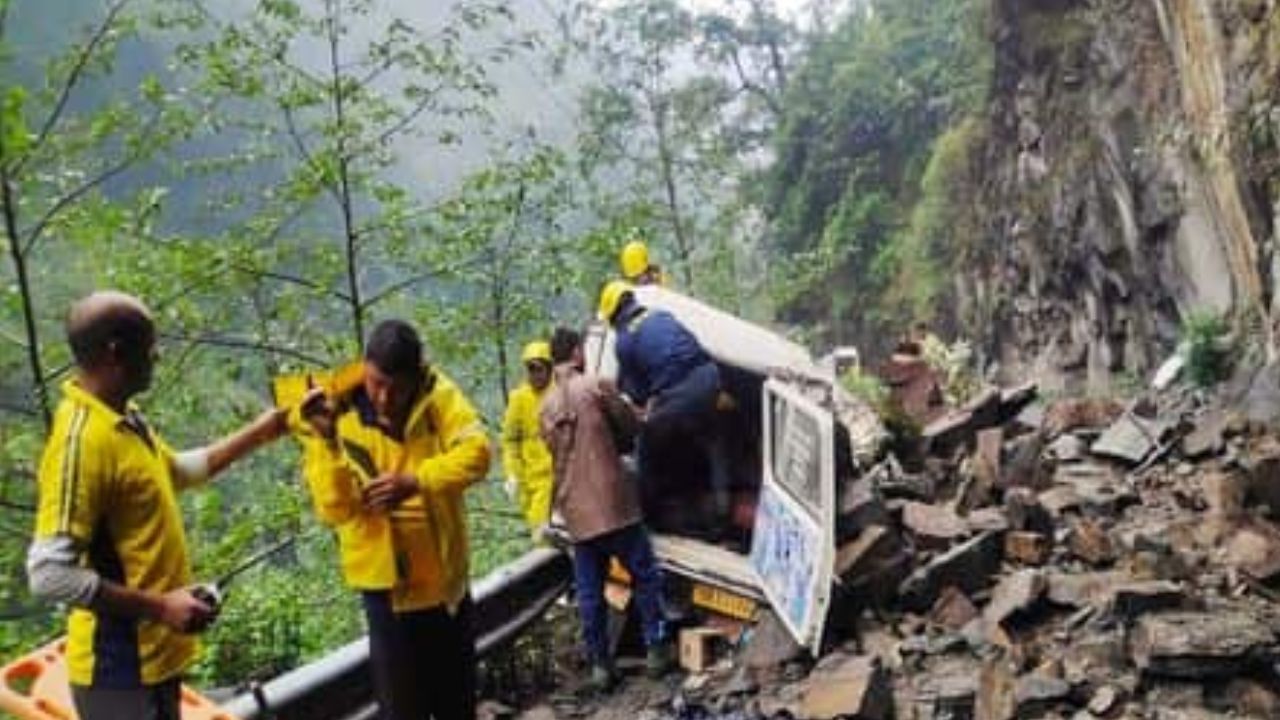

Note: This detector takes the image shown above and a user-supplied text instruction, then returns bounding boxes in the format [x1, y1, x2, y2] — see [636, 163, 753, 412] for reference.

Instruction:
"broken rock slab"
[967, 507, 1011, 534]
[914, 658, 980, 720]
[836, 525, 912, 609]
[975, 657, 1016, 720]
[1181, 409, 1229, 459]
[1246, 437, 1280, 517]
[1201, 469, 1247, 520]
[984, 570, 1047, 630]
[837, 525, 902, 580]
[836, 478, 891, 543]
[1013, 675, 1072, 718]
[1130, 609, 1280, 679]
[1005, 531, 1051, 566]
[1046, 571, 1133, 608]
[1062, 630, 1127, 686]
[1044, 398, 1125, 437]
[1046, 433, 1088, 463]
[798, 654, 892, 720]
[1090, 413, 1173, 465]
[1068, 518, 1116, 566]
[1205, 678, 1280, 718]
[1107, 581, 1186, 619]
[967, 428, 1004, 504]
[997, 382, 1038, 424]
[1221, 521, 1280, 583]
[924, 410, 977, 457]
[1053, 462, 1138, 516]
[1006, 488, 1054, 535]
[902, 502, 971, 550]
[899, 531, 1004, 611]
[742, 610, 804, 671]
[930, 585, 979, 630]
[1001, 432, 1045, 489]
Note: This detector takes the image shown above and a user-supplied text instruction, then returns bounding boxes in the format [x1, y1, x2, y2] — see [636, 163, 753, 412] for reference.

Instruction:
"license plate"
[691, 583, 758, 621]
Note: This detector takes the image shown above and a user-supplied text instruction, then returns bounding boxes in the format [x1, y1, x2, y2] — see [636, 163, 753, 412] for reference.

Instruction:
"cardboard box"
[679, 627, 732, 673]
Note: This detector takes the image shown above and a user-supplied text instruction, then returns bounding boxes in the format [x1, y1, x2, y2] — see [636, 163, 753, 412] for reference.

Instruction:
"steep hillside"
[963, 0, 1280, 393]
[765, 0, 1279, 394]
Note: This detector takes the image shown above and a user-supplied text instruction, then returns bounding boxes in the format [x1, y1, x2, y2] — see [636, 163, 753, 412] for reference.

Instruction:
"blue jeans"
[572, 524, 665, 665]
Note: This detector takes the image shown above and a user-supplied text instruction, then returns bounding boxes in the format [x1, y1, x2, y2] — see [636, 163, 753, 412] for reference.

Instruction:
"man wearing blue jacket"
[597, 281, 730, 530]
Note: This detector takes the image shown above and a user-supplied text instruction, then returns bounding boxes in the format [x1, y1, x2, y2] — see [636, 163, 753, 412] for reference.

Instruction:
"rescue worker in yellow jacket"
[27, 291, 290, 720]
[286, 319, 491, 720]
[619, 239, 666, 287]
[501, 341, 555, 535]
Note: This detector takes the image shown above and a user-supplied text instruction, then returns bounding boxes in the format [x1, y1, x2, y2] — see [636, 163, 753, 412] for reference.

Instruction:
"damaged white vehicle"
[582, 285, 886, 652]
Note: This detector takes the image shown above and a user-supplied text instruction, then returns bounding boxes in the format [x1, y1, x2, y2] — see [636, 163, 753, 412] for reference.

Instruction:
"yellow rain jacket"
[276, 366, 490, 613]
[501, 382, 553, 529]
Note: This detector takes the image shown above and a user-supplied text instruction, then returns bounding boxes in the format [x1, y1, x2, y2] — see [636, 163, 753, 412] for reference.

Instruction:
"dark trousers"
[72, 678, 181, 720]
[643, 362, 731, 516]
[572, 523, 665, 665]
[363, 592, 476, 720]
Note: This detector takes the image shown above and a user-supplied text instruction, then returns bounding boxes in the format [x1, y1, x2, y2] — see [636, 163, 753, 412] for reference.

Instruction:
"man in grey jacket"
[539, 327, 669, 691]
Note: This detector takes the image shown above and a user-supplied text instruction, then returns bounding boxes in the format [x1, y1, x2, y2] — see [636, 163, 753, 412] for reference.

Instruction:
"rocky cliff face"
[960, 0, 1280, 393]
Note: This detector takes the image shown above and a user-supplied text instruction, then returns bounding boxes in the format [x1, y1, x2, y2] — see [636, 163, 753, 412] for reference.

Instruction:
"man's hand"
[155, 587, 216, 634]
[362, 472, 418, 512]
[300, 387, 337, 442]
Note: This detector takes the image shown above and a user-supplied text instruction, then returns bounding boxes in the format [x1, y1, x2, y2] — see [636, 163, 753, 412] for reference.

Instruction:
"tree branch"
[149, 202, 317, 313]
[728, 44, 780, 117]
[185, 0, 326, 89]
[367, 81, 449, 149]
[0, 498, 35, 513]
[282, 103, 344, 208]
[12, 0, 132, 175]
[360, 253, 490, 310]
[0, 0, 11, 42]
[230, 263, 351, 302]
[158, 331, 328, 366]
[22, 112, 163, 256]
[1, 156, 52, 427]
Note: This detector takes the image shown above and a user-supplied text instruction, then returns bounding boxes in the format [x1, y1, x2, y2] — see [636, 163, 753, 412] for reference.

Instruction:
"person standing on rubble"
[289, 319, 491, 720]
[27, 291, 291, 720]
[502, 340, 556, 538]
[597, 280, 732, 532]
[539, 327, 670, 691]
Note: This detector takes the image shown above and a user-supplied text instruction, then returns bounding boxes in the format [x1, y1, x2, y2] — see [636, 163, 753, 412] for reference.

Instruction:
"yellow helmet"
[598, 280, 633, 322]
[521, 340, 551, 365]
[620, 240, 650, 280]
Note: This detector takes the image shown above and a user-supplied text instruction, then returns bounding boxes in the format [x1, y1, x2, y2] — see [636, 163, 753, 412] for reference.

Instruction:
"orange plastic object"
[272, 362, 364, 411]
[0, 639, 240, 720]
[607, 557, 632, 583]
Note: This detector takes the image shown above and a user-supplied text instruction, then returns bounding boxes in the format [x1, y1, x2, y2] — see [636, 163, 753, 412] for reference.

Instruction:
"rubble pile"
[510, 377, 1280, 720]
[666, 386, 1280, 720]
[782, 384, 1280, 719]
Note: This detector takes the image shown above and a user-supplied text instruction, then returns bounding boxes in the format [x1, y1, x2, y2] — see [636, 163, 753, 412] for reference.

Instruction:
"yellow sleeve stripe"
[58, 406, 90, 534]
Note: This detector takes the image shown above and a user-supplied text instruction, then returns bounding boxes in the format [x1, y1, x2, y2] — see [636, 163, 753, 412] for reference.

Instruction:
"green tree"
[764, 0, 991, 351]
[178, 0, 515, 355]
[571, 0, 737, 292]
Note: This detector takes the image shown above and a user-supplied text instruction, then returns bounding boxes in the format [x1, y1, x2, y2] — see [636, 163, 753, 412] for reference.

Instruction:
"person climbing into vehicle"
[598, 280, 733, 535]
[539, 326, 670, 691]
[502, 340, 555, 539]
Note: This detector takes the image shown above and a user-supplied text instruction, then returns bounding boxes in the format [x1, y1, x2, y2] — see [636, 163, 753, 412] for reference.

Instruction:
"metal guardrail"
[222, 547, 572, 720]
